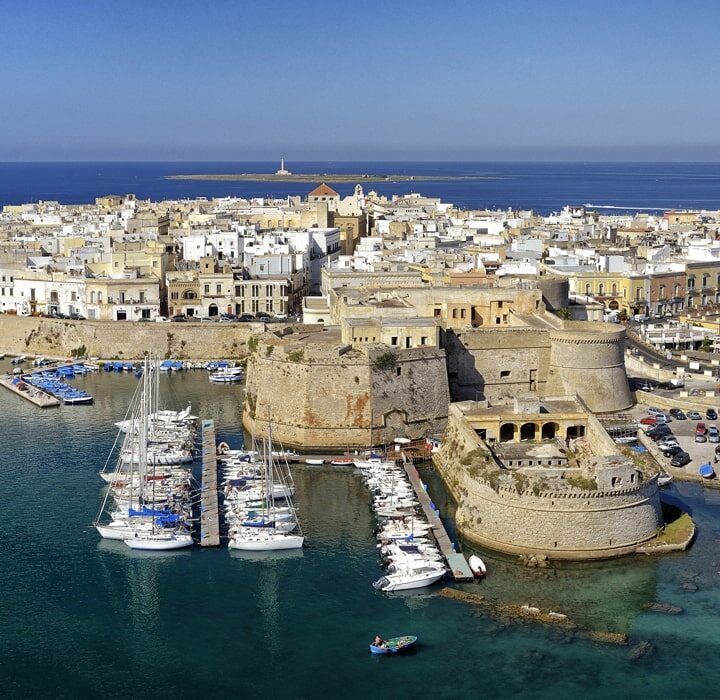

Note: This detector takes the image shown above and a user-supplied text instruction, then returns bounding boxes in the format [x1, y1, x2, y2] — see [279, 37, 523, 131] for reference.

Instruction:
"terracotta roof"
[308, 183, 339, 198]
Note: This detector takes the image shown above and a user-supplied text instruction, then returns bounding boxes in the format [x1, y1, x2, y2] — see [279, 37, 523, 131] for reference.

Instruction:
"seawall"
[0, 315, 258, 359]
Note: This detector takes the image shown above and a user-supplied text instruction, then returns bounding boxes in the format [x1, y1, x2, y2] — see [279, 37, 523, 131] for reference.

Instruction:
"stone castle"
[243, 269, 633, 447]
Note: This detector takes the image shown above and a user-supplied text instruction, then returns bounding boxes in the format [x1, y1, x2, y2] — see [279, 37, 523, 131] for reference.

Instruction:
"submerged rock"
[628, 640, 654, 661]
[642, 602, 684, 614]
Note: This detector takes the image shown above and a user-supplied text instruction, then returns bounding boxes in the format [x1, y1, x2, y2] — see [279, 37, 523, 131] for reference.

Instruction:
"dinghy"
[369, 635, 417, 655]
[468, 554, 487, 578]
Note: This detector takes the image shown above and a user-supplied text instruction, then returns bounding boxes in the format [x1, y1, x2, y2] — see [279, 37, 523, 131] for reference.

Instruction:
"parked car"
[669, 408, 687, 420]
[256, 312, 272, 320]
[715, 444, 720, 456]
[171, 315, 188, 322]
[640, 416, 658, 426]
[649, 428, 673, 441]
[68, 312, 85, 320]
[687, 411, 702, 421]
[670, 451, 692, 467]
[695, 433, 708, 443]
[661, 445, 684, 457]
[657, 436, 680, 446]
[696, 422, 708, 435]
[220, 313, 237, 322]
[707, 408, 718, 421]
[273, 313, 288, 320]
[647, 407, 664, 417]
[655, 414, 672, 424]
[154, 316, 170, 323]
[708, 426, 720, 443]
[238, 314, 255, 322]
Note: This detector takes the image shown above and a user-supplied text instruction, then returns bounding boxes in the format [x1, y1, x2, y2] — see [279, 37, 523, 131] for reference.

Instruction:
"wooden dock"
[403, 461, 474, 582]
[200, 419, 220, 546]
[0, 374, 61, 407]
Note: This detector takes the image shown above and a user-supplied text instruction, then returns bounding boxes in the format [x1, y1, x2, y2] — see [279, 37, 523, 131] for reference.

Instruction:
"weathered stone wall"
[435, 406, 663, 560]
[0, 314, 257, 359]
[243, 336, 449, 450]
[546, 326, 633, 413]
[444, 328, 550, 402]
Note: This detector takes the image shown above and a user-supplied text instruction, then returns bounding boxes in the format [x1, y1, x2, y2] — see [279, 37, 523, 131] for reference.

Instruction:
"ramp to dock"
[200, 419, 220, 546]
[403, 461, 474, 582]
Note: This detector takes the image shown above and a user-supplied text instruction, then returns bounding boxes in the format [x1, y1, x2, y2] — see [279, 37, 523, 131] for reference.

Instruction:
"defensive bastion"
[242, 328, 450, 450]
[434, 402, 664, 560]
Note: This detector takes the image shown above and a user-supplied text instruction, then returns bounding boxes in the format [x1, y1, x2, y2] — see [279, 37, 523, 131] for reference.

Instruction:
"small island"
[166, 173, 498, 183]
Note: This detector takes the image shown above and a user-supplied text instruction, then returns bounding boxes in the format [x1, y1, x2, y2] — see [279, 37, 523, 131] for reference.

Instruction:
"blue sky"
[2, 0, 720, 161]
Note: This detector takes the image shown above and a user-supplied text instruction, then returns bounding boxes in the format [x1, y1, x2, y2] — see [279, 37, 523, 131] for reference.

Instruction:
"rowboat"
[330, 458, 353, 467]
[657, 472, 673, 486]
[468, 554, 487, 578]
[369, 635, 417, 655]
[305, 458, 324, 466]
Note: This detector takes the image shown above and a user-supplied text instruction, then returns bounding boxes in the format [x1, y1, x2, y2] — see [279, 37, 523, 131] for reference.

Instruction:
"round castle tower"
[545, 324, 632, 413]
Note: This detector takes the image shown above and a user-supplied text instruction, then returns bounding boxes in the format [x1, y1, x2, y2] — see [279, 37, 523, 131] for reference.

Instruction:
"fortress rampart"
[243, 333, 450, 450]
[0, 314, 256, 359]
[434, 405, 663, 560]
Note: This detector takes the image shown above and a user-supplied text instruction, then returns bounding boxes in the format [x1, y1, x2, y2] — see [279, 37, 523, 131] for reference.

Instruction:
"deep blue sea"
[1, 161, 720, 214]
[1, 368, 720, 699]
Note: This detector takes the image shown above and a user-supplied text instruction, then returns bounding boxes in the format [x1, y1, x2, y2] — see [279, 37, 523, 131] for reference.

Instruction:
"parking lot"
[629, 403, 720, 475]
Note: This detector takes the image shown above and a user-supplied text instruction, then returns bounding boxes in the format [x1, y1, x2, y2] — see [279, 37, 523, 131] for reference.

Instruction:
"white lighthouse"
[275, 158, 291, 176]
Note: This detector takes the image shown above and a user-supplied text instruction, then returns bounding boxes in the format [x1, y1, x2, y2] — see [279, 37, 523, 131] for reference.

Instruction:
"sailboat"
[228, 423, 303, 551]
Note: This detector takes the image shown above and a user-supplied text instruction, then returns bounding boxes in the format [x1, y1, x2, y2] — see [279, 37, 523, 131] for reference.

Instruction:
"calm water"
[1, 161, 720, 214]
[1, 367, 720, 698]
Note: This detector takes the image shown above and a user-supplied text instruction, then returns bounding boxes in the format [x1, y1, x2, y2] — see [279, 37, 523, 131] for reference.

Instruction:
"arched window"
[585, 283, 591, 295]
[598, 283, 605, 296]
[611, 283, 618, 295]
[182, 290, 197, 300]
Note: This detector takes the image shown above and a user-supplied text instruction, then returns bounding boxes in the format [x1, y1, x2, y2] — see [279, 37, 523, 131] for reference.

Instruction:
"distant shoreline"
[165, 173, 500, 183]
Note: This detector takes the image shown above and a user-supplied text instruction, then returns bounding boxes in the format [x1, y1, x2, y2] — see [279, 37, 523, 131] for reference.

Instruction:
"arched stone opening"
[499, 423, 516, 443]
[609, 300, 619, 310]
[208, 303, 219, 317]
[182, 290, 197, 300]
[520, 422, 537, 441]
[542, 422, 559, 440]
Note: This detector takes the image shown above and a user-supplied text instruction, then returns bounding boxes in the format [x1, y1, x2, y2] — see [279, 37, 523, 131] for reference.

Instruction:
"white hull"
[228, 534, 304, 551]
[375, 568, 445, 591]
[124, 534, 194, 550]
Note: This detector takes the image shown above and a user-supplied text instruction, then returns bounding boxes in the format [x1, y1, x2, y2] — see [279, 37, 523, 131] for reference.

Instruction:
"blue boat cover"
[699, 463, 715, 478]
[129, 506, 171, 517]
[228, 478, 247, 487]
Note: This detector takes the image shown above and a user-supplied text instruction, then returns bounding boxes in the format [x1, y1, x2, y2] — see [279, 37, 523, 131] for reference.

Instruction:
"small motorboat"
[468, 554, 487, 578]
[699, 463, 716, 479]
[330, 458, 353, 467]
[369, 635, 417, 655]
[305, 458, 324, 466]
[657, 472, 673, 487]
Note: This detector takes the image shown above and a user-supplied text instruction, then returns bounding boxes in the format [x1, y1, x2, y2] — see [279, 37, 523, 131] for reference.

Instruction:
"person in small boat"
[373, 636, 387, 648]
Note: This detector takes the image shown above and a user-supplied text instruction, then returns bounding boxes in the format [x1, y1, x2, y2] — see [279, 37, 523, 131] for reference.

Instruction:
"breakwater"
[0, 315, 259, 359]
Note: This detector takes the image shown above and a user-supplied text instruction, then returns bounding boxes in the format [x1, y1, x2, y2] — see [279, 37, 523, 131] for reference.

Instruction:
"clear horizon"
[3, 1, 720, 161]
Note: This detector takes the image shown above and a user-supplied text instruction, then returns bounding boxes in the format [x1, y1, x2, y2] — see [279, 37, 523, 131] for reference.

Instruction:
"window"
[204, 284, 210, 294]
[500, 370, 511, 378]
[659, 285, 665, 298]
[497, 301, 503, 309]
[585, 283, 591, 295]
[421, 336, 428, 345]
[460, 309, 466, 319]
[611, 283, 617, 295]
[171, 291, 178, 300]
[216, 284, 221, 294]
[139, 291, 145, 303]
[688, 276, 695, 290]
[391, 336, 398, 346]
[396, 367, 402, 376]
[452, 309, 458, 319]
[433, 308, 441, 317]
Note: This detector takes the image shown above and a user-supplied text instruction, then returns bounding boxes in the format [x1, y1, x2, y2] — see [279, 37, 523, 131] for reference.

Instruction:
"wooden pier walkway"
[0, 374, 61, 407]
[200, 419, 220, 546]
[403, 461, 474, 582]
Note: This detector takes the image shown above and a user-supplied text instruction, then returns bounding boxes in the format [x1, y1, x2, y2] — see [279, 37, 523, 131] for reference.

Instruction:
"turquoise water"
[1, 368, 719, 698]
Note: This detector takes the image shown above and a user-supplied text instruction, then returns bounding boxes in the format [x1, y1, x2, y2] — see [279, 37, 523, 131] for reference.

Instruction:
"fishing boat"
[369, 635, 417, 655]
[330, 458, 353, 467]
[699, 463, 716, 479]
[468, 554, 487, 578]
[208, 367, 243, 383]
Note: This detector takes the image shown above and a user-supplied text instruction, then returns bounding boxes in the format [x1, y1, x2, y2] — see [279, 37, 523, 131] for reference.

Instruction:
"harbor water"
[2, 367, 720, 698]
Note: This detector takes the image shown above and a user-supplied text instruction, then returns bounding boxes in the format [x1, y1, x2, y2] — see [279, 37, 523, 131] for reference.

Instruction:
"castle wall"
[243, 338, 449, 450]
[0, 314, 256, 359]
[435, 406, 663, 560]
[545, 327, 633, 413]
[443, 328, 550, 402]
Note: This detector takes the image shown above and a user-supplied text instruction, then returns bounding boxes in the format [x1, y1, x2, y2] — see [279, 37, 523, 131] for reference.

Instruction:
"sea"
[1, 161, 720, 214]
[1, 366, 719, 699]
[2, 163, 720, 699]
